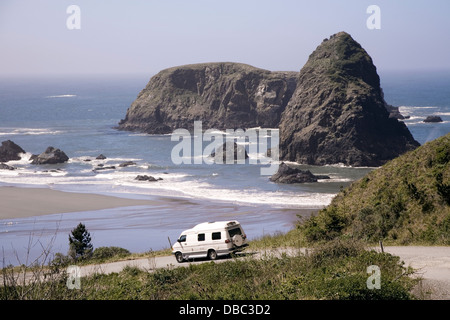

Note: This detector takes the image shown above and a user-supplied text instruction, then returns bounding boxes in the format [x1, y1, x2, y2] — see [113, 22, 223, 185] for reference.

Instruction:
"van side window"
[212, 232, 221, 240]
[179, 235, 186, 242]
[198, 233, 205, 241]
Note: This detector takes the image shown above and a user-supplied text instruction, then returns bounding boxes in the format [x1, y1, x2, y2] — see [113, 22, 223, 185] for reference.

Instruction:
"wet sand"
[0, 186, 158, 220]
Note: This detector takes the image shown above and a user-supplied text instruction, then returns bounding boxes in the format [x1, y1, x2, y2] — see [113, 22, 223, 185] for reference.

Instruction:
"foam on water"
[46, 94, 76, 98]
[0, 128, 64, 136]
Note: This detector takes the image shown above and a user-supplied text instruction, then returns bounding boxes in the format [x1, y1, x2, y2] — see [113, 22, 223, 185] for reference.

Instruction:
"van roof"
[184, 221, 240, 233]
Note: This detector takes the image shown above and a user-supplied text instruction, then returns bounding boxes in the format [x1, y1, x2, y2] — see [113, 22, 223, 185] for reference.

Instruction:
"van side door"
[183, 233, 197, 254]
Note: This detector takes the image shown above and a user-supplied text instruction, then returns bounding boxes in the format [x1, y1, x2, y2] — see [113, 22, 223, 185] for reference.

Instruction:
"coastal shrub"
[360, 176, 370, 189]
[435, 173, 450, 205]
[434, 144, 449, 165]
[50, 252, 72, 269]
[419, 214, 450, 245]
[308, 238, 364, 267]
[92, 247, 131, 261]
[121, 265, 142, 277]
[353, 207, 379, 240]
[440, 214, 450, 244]
[300, 206, 348, 242]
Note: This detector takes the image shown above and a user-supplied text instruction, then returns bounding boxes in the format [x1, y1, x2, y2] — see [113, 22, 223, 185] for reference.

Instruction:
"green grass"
[0, 239, 418, 300]
[301, 133, 450, 245]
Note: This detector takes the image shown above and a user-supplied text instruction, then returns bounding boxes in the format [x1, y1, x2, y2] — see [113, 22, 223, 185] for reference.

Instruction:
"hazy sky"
[1, 0, 449, 76]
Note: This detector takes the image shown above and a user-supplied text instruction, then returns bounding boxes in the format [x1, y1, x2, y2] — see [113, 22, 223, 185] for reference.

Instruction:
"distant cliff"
[118, 63, 297, 133]
[118, 32, 419, 166]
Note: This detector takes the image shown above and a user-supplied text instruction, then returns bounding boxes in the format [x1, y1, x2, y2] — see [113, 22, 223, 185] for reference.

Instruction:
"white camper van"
[172, 221, 248, 263]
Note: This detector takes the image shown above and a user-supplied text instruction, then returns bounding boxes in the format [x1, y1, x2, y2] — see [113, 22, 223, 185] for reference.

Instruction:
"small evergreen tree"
[68, 223, 93, 261]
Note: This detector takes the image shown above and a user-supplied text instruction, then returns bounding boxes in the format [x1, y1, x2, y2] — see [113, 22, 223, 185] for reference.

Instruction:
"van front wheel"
[207, 249, 217, 260]
[175, 252, 184, 263]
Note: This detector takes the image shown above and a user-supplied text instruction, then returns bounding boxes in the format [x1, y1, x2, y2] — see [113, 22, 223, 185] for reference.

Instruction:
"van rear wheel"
[207, 249, 217, 260]
[175, 252, 184, 263]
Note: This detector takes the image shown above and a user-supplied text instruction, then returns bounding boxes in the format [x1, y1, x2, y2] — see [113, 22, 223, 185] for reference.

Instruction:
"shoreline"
[0, 186, 159, 220]
[0, 185, 325, 221]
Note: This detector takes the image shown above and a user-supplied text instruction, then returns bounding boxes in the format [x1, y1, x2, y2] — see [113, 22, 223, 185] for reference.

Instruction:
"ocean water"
[381, 70, 450, 143]
[0, 71, 449, 265]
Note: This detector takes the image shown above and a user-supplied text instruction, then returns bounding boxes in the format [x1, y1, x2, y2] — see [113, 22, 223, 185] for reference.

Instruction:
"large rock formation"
[118, 32, 419, 166]
[0, 140, 25, 162]
[118, 62, 297, 133]
[279, 32, 419, 166]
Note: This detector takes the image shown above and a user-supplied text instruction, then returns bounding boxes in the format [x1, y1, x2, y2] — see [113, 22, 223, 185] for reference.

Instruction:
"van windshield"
[228, 227, 242, 238]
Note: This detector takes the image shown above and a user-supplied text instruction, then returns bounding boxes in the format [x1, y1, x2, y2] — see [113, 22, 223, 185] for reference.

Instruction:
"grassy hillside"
[301, 133, 450, 245]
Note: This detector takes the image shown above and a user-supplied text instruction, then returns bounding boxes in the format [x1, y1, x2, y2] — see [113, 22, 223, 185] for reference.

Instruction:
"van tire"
[207, 249, 217, 260]
[175, 252, 184, 263]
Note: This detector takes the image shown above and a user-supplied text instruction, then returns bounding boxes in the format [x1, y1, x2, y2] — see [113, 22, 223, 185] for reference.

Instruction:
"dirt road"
[382, 246, 450, 299]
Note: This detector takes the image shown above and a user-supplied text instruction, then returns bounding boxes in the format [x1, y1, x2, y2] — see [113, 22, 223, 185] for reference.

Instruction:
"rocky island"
[279, 32, 419, 166]
[118, 32, 420, 167]
[118, 63, 297, 133]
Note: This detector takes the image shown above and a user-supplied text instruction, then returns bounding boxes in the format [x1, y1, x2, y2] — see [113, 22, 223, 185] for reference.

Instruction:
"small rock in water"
[31, 147, 69, 165]
[119, 161, 137, 167]
[93, 165, 116, 171]
[211, 142, 249, 163]
[0, 163, 15, 170]
[135, 175, 163, 182]
[423, 115, 443, 123]
[269, 162, 330, 184]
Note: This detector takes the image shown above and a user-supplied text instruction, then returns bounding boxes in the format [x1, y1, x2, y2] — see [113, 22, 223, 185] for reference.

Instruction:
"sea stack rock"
[279, 32, 419, 166]
[269, 162, 329, 184]
[31, 146, 69, 165]
[118, 62, 297, 133]
[211, 142, 249, 163]
[0, 140, 25, 162]
[118, 32, 420, 167]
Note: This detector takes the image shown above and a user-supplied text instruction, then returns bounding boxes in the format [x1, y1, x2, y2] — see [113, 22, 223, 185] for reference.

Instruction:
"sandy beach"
[0, 186, 157, 220]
